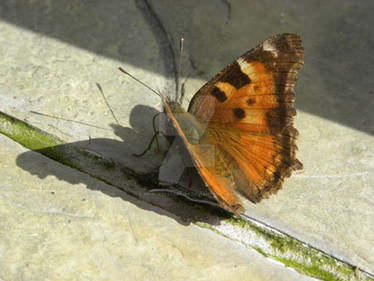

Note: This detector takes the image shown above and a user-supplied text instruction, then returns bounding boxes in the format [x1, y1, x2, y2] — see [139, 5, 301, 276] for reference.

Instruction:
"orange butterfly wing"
[165, 34, 304, 214]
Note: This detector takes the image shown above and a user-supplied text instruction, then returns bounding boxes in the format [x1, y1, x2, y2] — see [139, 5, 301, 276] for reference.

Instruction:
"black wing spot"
[233, 108, 245, 119]
[211, 87, 227, 102]
[247, 98, 255, 105]
[220, 61, 251, 89]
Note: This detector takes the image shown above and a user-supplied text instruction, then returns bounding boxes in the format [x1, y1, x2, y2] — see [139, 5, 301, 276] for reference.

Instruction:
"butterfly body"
[165, 100, 204, 145]
[160, 33, 304, 214]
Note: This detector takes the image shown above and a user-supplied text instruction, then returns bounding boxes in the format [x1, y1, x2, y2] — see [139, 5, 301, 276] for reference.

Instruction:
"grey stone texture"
[0, 0, 373, 280]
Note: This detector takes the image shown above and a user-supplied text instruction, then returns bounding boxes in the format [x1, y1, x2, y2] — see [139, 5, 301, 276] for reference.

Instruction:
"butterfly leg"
[133, 112, 164, 157]
[132, 131, 163, 157]
[152, 112, 162, 151]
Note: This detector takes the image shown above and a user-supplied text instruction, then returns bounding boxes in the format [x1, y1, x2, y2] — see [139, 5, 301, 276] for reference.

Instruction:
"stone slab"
[0, 134, 317, 281]
[0, 0, 373, 278]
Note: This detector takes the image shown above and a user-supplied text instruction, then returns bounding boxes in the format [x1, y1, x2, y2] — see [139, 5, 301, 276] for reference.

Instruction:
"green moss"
[253, 247, 268, 257]
[221, 216, 369, 281]
[226, 216, 282, 246]
[0, 111, 64, 150]
[197, 219, 352, 280]
[0, 111, 126, 172]
[0, 111, 82, 168]
[195, 221, 214, 230]
[276, 257, 339, 281]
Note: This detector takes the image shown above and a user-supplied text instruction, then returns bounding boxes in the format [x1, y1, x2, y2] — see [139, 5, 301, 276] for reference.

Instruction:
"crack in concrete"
[215, 217, 374, 281]
[134, 0, 178, 96]
[221, 0, 232, 22]
[127, 214, 139, 245]
[8, 200, 94, 219]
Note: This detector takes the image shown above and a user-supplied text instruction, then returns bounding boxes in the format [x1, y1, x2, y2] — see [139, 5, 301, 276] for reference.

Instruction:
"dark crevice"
[221, 0, 232, 21]
[134, 0, 178, 95]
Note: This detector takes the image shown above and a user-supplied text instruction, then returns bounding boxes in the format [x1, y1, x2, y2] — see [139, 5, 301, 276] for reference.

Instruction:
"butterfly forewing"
[184, 33, 304, 212]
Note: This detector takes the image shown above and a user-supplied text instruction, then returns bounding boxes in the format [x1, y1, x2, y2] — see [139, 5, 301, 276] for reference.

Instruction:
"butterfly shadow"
[16, 104, 230, 226]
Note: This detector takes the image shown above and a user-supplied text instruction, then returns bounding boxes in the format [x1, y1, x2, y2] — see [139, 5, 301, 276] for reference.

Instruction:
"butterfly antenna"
[96, 83, 121, 125]
[176, 37, 184, 103]
[118, 67, 161, 98]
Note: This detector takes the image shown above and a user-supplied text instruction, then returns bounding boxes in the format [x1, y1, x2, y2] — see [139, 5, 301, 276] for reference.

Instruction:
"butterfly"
[121, 33, 304, 215]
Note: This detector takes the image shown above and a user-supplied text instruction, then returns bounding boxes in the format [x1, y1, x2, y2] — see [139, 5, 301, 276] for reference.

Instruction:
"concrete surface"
[0, 0, 373, 280]
[0, 134, 318, 281]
